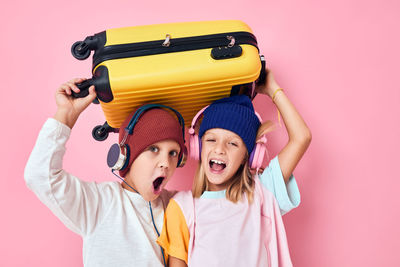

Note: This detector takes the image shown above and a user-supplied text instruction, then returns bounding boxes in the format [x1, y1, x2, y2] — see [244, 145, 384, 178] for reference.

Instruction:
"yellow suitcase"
[71, 20, 265, 140]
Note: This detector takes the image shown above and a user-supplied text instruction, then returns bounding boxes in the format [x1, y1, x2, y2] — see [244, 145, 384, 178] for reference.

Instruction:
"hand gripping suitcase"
[71, 20, 266, 141]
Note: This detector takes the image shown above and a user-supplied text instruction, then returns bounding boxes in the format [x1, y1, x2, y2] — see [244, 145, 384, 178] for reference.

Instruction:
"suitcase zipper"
[92, 31, 258, 68]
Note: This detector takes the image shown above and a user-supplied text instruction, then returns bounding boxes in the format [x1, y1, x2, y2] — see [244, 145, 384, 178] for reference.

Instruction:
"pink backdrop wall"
[1, 0, 399, 266]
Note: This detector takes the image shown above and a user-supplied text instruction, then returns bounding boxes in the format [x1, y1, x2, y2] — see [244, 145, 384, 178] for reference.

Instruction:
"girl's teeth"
[210, 159, 226, 171]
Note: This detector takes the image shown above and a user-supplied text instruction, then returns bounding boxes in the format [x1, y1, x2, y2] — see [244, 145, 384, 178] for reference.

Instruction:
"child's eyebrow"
[203, 132, 215, 138]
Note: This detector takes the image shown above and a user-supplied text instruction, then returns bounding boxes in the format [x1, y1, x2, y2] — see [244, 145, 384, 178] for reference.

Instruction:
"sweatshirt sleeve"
[258, 156, 301, 215]
[24, 118, 112, 237]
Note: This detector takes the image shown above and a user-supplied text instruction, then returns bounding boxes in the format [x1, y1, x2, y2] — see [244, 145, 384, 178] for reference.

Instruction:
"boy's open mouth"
[152, 177, 165, 193]
[209, 159, 226, 172]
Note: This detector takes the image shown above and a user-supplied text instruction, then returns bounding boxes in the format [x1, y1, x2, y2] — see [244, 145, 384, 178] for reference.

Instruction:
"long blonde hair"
[192, 120, 275, 203]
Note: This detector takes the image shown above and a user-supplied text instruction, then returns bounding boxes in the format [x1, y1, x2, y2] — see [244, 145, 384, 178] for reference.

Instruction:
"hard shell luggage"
[71, 20, 266, 141]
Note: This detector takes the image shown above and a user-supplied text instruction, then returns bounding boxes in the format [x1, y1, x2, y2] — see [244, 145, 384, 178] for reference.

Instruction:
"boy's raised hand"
[54, 78, 97, 129]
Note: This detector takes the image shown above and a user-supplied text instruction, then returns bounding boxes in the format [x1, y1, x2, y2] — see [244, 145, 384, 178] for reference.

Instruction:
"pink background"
[1, 0, 399, 266]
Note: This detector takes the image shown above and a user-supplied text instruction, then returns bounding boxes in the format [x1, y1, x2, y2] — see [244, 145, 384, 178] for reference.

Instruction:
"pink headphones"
[188, 106, 268, 170]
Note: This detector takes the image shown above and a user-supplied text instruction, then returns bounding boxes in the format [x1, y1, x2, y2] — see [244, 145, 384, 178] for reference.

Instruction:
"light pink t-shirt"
[158, 178, 294, 267]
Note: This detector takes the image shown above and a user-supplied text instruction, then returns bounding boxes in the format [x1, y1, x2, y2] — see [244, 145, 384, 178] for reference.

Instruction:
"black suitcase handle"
[71, 79, 99, 104]
[256, 55, 267, 85]
[71, 79, 94, 98]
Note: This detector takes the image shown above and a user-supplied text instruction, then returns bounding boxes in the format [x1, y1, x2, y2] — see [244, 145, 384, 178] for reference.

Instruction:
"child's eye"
[206, 139, 216, 142]
[149, 146, 159, 152]
[229, 142, 238, 147]
[169, 150, 179, 157]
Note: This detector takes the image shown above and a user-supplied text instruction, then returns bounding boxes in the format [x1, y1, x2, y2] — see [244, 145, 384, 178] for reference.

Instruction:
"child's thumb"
[86, 85, 97, 102]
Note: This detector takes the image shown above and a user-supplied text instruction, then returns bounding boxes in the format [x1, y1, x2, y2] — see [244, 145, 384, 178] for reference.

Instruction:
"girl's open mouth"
[209, 159, 226, 173]
[152, 177, 165, 194]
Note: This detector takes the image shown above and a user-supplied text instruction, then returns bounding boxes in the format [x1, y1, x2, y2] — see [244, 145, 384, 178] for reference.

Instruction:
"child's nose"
[214, 142, 226, 154]
[157, 153, 170, 169]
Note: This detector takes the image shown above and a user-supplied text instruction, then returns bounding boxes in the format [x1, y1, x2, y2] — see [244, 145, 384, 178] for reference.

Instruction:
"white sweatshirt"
[24, 118, 172, 267]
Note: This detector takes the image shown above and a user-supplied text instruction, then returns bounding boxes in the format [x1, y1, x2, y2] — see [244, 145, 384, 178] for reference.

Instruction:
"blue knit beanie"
[199, 95, 260, 153]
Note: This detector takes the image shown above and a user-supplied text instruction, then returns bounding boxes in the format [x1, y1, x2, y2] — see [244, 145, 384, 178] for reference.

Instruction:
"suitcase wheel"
[92, 122, 119, 141]
[92, 125, 109, 141]
[71, 41, 91, 60]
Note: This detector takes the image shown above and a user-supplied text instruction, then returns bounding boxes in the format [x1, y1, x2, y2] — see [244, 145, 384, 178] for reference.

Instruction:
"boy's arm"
[24, 79, 103, 236]
[257, 70, 312, 183]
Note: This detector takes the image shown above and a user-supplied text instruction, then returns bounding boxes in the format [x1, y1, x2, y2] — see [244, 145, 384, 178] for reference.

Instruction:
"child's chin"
[207, 177, 228, 189]
[206, 171, 227, 182]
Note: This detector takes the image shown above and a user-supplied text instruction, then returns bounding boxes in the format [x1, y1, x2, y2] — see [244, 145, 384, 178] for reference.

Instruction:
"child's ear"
[256, 120, 275, 141]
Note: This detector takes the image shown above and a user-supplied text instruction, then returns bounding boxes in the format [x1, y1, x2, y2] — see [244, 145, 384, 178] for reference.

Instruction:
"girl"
[157, 70, 312, 267]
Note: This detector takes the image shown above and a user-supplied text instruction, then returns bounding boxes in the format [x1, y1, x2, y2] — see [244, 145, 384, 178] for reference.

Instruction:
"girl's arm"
[169, 256, 187, 267]
[257, 70, 312, 183]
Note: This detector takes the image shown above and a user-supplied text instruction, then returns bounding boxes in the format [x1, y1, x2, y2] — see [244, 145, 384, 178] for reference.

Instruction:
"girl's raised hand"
[54, 78, 97, 128]
[256, 69, 281, 99]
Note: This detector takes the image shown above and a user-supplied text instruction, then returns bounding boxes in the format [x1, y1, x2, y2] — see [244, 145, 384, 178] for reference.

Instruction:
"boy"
[24, 78, 186, 267]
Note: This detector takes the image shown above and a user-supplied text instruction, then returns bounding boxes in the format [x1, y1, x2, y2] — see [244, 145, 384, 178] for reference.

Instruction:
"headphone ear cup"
[250, 142, 266, 170]
[250, 133, 268, 170]
[107, 143, 130, 170]
[107, 143, 122, 169]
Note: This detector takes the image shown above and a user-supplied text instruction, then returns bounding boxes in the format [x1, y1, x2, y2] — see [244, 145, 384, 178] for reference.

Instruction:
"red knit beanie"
[118, 107, 186, 177]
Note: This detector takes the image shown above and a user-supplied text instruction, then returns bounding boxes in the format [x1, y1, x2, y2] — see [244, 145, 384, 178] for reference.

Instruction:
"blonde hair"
[192, 120, 275, 203]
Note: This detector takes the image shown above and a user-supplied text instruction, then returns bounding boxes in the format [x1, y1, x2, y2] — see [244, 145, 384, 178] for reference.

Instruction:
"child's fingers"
[66, 82, 80, 93]
[59, 84, 72, 95]
[74, 77, 86, 82]
[58, 78, 87, 96]
[69, 78, 86, 84]
[67, 78, 86, 92]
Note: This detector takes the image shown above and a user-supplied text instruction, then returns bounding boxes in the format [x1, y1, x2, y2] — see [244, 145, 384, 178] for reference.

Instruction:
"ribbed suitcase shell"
[82, 20, 261, 129]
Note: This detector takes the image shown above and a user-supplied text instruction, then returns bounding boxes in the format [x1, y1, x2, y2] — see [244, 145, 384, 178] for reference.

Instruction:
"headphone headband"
[189, 105, 209, 134]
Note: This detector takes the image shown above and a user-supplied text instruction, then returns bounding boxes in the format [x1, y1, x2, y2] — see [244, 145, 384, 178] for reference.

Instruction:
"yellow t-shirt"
[157, 199, 190, 264]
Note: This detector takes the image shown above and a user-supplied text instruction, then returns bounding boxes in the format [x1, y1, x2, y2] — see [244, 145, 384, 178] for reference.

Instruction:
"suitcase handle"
[71, 79, 94, 98]
[71, 79, 99, 104]
[256, 55, 267, 85]
[70, 66, 112, 104]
